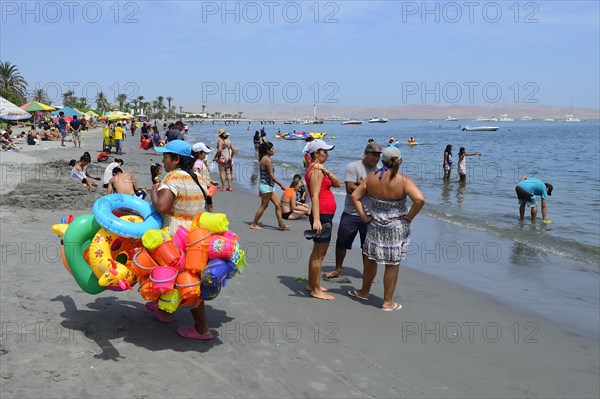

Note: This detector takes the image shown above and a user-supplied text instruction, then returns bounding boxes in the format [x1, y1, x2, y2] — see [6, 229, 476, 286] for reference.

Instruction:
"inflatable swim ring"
[63, 214, 104, 294]
[93, 194, 162, 238]
[89, 215, 143, 278]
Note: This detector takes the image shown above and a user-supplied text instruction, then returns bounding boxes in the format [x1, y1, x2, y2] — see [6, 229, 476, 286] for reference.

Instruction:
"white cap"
[382, 146, 402, 163]
[192, 142, 212, 153]
[307, 139, 335, 154]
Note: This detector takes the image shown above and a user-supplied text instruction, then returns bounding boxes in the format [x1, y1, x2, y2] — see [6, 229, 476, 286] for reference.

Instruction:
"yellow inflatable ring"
[89, 215, 143, 278]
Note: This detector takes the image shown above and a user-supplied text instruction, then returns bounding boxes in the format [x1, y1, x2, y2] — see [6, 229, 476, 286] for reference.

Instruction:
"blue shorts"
[115, 139, 122, 149]
[259, 183, 274, 194]
[59, 129, 67, 138]
[336, 212, 367, 250]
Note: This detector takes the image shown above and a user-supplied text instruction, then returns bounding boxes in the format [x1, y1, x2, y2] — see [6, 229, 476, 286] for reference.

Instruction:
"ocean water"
[185, 119, 600, 267]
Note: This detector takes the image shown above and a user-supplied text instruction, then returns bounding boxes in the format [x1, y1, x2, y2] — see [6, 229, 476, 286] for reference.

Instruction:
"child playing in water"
[457, 147, 481, 182]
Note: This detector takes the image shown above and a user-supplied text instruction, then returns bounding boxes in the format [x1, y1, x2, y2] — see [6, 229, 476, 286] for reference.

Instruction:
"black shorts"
[308, 213, 334, 243]
[282, 211, 292, 220]
[336, 212, 367, 250]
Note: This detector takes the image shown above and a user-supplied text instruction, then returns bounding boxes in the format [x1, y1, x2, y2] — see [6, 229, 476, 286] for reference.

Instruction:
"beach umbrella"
[21, 101, 56, 112]
[85, 110, 99, 117]
[51, 106, 83, 117]
[0, 96, 32, 120]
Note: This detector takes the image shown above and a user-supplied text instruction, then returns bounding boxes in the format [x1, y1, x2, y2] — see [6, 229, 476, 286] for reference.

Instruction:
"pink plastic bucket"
[208, 235, 236, 259]
[172, 226, 190, 250]
[150, 266, 178, 293]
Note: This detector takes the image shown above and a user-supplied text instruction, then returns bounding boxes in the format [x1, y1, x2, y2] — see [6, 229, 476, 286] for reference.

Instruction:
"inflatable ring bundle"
[51, 195, 246, 314]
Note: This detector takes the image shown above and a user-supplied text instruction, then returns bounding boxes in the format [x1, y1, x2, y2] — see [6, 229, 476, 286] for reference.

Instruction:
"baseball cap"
[307, 139, 335, 154]
[382, 146, 402, 163]
[155, 140, 192, 157]
[364, 142, 382, 153]
[192, 142, 212, 153]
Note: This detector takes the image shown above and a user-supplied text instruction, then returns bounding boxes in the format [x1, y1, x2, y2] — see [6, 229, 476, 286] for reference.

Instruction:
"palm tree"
[63, 90, 76, 107]
[0, 61, 28, 105]
[166, 96, 173, 117]
[131, 99, 139, 114]
[31, 88, 49, 104]
[116, 93, 127, 110]
[78, 97, 88, 109]
[157, 96, 164, 107]
[237, 111, 243, 119]
[96, 92, 109, 114]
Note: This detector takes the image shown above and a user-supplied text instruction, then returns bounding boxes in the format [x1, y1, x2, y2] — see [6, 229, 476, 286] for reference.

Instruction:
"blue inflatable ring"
[92, 194, 163, 238]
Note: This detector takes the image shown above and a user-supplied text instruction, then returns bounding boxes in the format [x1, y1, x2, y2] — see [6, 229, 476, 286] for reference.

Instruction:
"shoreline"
[0, 127, 598, 397]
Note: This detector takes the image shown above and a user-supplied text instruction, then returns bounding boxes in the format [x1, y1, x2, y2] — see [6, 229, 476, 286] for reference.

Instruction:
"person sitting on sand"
[70, 154, 100, 189]
[281, 177, 311, 220]
[102, 158, 124, 189]
[107, 167, 146, 198]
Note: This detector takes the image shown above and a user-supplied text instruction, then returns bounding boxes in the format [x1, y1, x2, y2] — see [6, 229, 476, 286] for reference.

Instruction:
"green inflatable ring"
[63, 214, 105, 294]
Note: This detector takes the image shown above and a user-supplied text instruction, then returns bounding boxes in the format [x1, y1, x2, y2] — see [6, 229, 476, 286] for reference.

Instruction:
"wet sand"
[0, 128, 598, 398]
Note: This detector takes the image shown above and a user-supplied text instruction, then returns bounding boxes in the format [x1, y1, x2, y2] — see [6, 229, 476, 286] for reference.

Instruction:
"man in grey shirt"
[324, 141, 382, 279]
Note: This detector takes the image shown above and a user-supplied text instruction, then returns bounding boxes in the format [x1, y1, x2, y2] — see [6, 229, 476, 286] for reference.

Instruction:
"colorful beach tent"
[51, 106, 83, 117]
[21, 101, 56, 112]
[0, 96, 32, 120]
[85, 110, 99, 117]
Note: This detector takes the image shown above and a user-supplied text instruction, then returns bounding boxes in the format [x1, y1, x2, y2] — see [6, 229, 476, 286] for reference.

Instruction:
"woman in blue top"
[250, 142, 291, 230]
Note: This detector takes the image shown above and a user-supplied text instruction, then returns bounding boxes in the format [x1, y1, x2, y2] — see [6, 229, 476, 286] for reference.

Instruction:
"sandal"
[177, 325, 214, 340]
[145, 301, 173, 323]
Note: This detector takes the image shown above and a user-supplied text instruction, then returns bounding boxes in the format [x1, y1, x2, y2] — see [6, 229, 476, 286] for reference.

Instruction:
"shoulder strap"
[185, 170, 208, 198]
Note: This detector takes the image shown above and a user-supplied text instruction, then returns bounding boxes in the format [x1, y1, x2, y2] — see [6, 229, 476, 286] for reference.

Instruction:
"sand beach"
[1, 128, 598, 398]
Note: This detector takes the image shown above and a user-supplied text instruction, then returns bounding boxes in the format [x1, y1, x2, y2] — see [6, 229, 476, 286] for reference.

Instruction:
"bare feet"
[250, 224, 264, 230]
[278, 224, 292, 230]
[323, 270, 341, 279]
[310, 290, 335, 300]
[306, 286, 329, 292]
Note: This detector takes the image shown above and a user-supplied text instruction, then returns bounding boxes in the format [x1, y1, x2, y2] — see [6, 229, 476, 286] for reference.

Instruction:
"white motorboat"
[462, 126, 500, 132]
[367, 117, 389, 123]
[475, 117, 498, 122]
[341, 120, 363, 125]
[543, 118, 555, 122]
[521, 116, 535, 121]
[446, 116, 458, 121]
[498, 114, 514, 122]
[563, 115, 581, 122]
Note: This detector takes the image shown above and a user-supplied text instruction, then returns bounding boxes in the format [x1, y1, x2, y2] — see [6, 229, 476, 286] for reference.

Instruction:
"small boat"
[521, 116, 535, 121]
[462, 126, 499, 132]
[341, 120, 363, 125]
[563, 115, 581, 122]
[498, 114, 514, 122]
[543, 118, 555, 122]
[309, 132, 327, 139]
[368, 117, 389, 123]
[446, 116, 458, 121]
[475, 117, 498, 122]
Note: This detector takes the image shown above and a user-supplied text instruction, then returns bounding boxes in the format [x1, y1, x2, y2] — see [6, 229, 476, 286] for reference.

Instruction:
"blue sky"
[2, 1, 599, 110]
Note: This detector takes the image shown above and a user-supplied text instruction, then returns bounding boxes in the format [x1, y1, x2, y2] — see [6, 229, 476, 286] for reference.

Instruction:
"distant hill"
[184, 102, 599, 121]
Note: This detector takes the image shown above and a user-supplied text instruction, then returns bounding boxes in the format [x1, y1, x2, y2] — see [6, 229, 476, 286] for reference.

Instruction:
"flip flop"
[348, 290, 369, 301]
[145, 301, 173, 323]
[177, 325, 214, 340]
[381, 303, 402, 311]
[303, 223, 332, 240]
